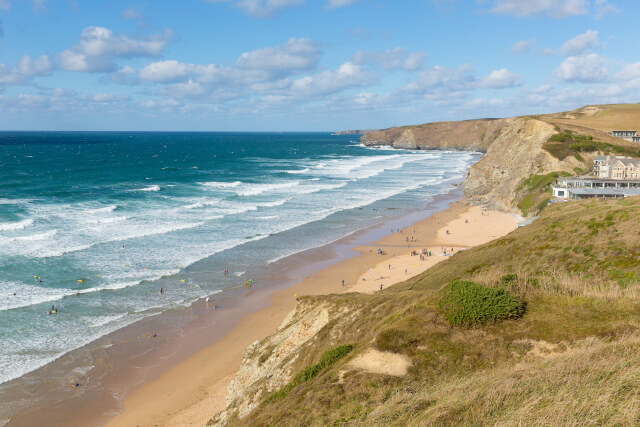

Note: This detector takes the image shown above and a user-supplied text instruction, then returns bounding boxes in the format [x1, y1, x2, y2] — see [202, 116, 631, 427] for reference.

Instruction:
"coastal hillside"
[362, 105, 640, 214]
[361, 118, 506, 151]
[212, 196, 640, 425]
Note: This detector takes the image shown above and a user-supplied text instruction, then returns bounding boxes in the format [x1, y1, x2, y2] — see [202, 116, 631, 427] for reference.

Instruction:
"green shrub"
[438, 280, 525, 327]
[518, 194, 535, 216]
[266, 344, 353, 402]
[293, 344, 353, 383]
[544, 132, 640, 160]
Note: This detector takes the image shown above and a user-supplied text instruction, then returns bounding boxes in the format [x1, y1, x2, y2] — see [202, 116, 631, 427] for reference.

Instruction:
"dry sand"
[105, 203, 518, 427]
[347, 205, 518, 294]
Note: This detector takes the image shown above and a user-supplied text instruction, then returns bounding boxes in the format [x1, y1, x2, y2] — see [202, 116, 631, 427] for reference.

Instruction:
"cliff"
[332, 129, 380, 135]
[461, 117, 586, 210]
[360, 118, 506, 151]
[210, 104, 640, 425]
[211, 196, 640, 426]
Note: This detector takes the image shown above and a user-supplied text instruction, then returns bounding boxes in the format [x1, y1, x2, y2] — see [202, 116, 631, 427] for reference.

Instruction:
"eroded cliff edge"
[360, 118, 506, 152]
[363, 117, 584, 212]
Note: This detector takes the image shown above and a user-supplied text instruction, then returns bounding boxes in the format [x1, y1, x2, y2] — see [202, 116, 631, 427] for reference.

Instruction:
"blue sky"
[0, 0, 638, 131]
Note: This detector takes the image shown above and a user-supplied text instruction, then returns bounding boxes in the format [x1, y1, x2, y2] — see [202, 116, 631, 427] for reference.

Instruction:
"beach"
[104, 202, 518, 427]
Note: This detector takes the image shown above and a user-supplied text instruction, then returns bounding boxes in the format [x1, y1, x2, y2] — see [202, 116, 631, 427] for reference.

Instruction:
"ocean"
[0, 132, 477, 385]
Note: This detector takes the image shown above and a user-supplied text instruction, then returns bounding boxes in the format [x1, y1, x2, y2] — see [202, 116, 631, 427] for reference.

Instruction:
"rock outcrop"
[212, 300, 335, 425]
[462, 117, 588, 210]
[361, 118, 507, 152]
[332, 129, 379, 135]
[362, 116, 587, 212]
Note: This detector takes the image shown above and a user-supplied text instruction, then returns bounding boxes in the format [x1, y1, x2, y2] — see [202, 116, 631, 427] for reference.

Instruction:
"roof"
[604, 159, 640, 167]
[568, 188, 640, 196]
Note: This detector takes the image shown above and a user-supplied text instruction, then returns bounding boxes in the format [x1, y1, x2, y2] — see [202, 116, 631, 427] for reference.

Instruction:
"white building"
[593, 155, 640, 179]
[611, 130, 638, 141]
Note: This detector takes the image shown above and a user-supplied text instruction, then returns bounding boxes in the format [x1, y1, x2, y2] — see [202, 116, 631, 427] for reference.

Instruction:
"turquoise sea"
[0, 132, 476, 385]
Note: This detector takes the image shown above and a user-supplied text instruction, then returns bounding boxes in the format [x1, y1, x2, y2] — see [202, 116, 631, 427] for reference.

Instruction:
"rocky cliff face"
[361, 118, 506, 152]
[212, 299, 354, 425]
[462, 117, 583, 210]
[362, 116, 585, 212]
[332, 129, 380, 135]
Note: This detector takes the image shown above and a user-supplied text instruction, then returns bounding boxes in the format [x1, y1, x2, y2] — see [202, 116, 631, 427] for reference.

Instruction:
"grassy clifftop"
[216, 196, 640, 426]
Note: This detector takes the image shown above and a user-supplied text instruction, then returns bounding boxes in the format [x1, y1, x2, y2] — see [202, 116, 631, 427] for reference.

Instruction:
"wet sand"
[4, 189, 464, 427]
[104, 202, 518, 426]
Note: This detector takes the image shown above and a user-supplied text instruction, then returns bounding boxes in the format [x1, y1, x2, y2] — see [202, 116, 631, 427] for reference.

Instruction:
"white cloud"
[0, 55, 53, 85]
[158, 79, 208, 99]
[326, 0, 358, 9]
[352, 47, 427, 71]
[290, 62, 376, 96]
[122, 6, 144, 20]
[556, 53, 607, 82]
[59, 26, 172, 72]
[235, 38, 320, 73]
[510, 39, 536, 54]
[139, 98, 181, 109]
[476, 68, 522, 88]
[595, 0, 620, 19]
[91, 93, 128, 102]
[139, 60, 190, 83]
[561, 30, 601, 56]
[488, 0, 589, 18]
[206, 0, 304, 18]
[615, 62, 640, 81]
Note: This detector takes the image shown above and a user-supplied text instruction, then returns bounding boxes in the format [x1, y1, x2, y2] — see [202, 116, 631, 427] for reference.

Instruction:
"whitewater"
[0, 132, 477, 385]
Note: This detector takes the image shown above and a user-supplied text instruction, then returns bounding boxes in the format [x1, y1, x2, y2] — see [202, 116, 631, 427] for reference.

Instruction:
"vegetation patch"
[516, 171, 570, 216]
[544, 131, 640, 160]
[266, 344, 353, 402]
[438, 280, 525, 327]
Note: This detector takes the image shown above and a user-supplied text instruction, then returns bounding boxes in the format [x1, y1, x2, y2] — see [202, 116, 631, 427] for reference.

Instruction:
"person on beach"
[388, 264, 391, 270]
[341, 279, 344, 287]
[160, 287, 164, 294]
[380, 284, 383, 290]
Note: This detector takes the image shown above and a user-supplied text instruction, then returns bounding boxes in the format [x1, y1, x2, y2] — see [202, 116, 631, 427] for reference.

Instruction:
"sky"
[0, 0, 638, 131]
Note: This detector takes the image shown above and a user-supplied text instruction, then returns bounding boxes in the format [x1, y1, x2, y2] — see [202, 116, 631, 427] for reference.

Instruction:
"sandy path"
[105, 203, 518, 427]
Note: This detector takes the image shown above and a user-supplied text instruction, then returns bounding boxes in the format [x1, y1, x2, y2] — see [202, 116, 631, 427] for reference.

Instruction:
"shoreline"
[4, 187, 467, 427]
[105, 197, 518, 426]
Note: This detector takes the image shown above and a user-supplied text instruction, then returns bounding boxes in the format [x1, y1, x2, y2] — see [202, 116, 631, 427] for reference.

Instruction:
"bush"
[267, 344, 354, 402]
[293, 344, 354, 383]
[544, 132, 640, 160]
[438, 280, 525, 327]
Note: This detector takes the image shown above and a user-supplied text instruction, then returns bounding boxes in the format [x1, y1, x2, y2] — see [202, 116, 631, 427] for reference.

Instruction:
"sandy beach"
[104, 202, 518, 427]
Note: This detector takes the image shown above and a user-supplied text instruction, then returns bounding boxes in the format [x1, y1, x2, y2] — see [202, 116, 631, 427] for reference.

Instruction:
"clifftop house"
[553, 155, 640, 200]
[593, 155, 640, 179]
[611, 130, 640, 142]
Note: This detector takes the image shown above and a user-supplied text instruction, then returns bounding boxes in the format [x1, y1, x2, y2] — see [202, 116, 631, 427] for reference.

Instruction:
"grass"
[516, 171, 570, 216]
[438, 280, 525, 327]
[222, 196, 640, 426]
[543, 131, 640, 160]
[266, 344, 354, 403]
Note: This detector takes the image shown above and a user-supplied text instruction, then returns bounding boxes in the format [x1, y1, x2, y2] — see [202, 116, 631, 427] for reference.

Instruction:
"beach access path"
[105, 203, 518, 427]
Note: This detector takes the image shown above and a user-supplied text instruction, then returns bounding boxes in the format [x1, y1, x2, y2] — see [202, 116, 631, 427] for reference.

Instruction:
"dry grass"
[225, 197, 640, 426]
[366, 333, 640, 425]
[543, 103, 640, 134]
